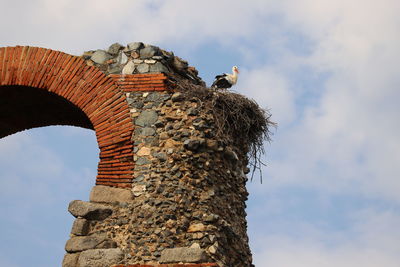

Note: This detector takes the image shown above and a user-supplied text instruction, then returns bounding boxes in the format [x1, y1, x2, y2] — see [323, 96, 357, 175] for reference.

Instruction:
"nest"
[173, 79, 276, 182]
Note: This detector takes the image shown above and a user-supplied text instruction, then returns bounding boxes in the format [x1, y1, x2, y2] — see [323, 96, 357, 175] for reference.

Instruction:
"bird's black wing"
[214, 73, 227, 80]
[212, 77, 232, 89]
[212, 73, 228, 88]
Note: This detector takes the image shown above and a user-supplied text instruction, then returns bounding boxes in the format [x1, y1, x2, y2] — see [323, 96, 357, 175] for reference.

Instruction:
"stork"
[211, 66, 239, 89]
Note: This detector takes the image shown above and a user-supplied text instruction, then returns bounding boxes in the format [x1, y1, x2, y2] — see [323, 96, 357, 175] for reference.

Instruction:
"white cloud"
[0, 132, 63, 183]
[0, 127, 97, 266]
[251, 208, 400, 267]
[240, 0, 400, 203]
[0, 128, 97, 222]
[244, 2, 400, 263]
[238, 67, 295, 126]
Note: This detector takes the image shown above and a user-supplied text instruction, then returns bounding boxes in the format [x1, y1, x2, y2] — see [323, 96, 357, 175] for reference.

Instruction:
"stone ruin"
[82, 42, 204, 85]
[0, 42, 274, 267]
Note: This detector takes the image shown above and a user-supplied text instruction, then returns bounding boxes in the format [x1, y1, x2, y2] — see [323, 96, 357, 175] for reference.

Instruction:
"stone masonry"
[0, 43, 266, 267]
[81, 42, 204, 86]
[63, 89, 253, 267]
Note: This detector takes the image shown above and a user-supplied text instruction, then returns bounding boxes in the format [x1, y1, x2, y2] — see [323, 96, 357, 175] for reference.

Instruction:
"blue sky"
[1, 0, 400, 266]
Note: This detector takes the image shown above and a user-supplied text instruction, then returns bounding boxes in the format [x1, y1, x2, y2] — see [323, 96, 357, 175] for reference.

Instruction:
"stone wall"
[63, 89, 253, 267]
[0, 44, 261, 267]
[82, 42, 204, 86]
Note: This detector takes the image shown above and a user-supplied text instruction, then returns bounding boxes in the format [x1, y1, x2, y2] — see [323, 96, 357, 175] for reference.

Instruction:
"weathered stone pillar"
[63, 88, 255, 266]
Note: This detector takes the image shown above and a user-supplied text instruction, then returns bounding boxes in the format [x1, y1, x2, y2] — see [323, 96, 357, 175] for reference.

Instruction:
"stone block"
[77, 248, 123, 267]
[184, 139, 201, 151]
[90, 185, 133, 203]
[65, 234, 107, 253]
[139, 127, 156, 136]
[171, 92, 184, 102]
[132, 184, 146, 197]
[117, 51, 128, 65]
[172, 56, 189, 71]
[160, 247, 208, 263]
[139, 46, 161, 59]
[137, 147, 151, 156]
[150, 62, 169, 73]
[135, 110, 158, 127]
[144, 59, 156, 64]
[122, 60, 135, 74]
[153, 152, 168, 161]
[108, 65, 123, 74]
[188, 223, 206, 233]
[136, 63, 150, 73]
[68, 200, 112, 220]
[62, 253, 79, 267]
[108, 43, 124, 55]
[71, 218, 90, 236]
[127, 42, 144, 51]
[91, 50, 112, 64]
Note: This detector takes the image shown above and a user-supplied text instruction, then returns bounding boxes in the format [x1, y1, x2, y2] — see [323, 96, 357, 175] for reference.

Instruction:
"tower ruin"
[0, 42, 273, 267]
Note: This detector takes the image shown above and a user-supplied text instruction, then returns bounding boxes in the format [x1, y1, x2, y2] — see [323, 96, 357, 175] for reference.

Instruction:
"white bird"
[211, 66, 239, 89]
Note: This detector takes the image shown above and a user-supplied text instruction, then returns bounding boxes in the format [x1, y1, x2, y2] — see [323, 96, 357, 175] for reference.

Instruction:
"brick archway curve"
[0, 46, 134, 188]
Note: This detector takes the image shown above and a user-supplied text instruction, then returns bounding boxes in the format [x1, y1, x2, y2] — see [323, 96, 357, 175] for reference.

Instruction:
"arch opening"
[0, 46, 136, 188]
[0, 125, 99, 266]
[0, 85, 94, 139]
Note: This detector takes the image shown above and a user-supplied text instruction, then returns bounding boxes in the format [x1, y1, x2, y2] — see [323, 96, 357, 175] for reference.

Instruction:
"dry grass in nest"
[174, 79, 276, 182]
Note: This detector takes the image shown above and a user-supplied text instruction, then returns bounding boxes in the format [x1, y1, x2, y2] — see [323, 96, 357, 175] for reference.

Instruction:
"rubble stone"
[90, 50, 112, 64]
[139, 46, 161, 59]
[188, 223, 206, 233]
[117, 51, 128, 65]
[136, 63, 150, 73]
[183, 139, 201, 151]
[171, 92, 184, 102]
[81, 42, 205, 85]
[135, 110, 158, 127]
[122, 60, 135, 74]
[150, 62, 169, 73]
[108, 43, 124, 55]
[127, 42, 144, 51]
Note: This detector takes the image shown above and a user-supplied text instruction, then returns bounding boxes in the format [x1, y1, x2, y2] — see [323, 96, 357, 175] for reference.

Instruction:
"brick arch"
[0, 46, 134, 188]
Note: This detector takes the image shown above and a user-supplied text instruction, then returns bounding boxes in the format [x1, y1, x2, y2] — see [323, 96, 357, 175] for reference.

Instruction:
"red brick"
[0, 48, 5, 84]
[4, 47, 14, 84]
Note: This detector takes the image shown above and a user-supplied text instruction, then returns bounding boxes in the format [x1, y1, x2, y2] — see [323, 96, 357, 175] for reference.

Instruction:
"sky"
[0, 0, 399, 266]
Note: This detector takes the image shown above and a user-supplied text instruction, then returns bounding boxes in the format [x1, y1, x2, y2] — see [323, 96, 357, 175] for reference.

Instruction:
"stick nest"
[174, 79, 276, 181]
